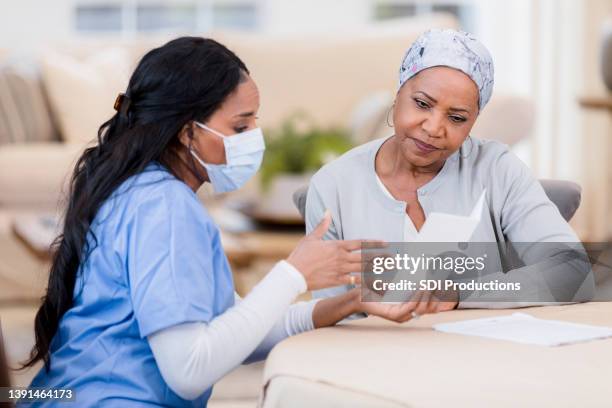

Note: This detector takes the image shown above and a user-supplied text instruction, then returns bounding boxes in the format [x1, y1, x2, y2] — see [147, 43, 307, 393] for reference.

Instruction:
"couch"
[0, 14, 459, 211]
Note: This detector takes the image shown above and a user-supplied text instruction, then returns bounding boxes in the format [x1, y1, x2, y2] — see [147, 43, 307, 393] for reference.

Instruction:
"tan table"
[262, 302, 612, 408]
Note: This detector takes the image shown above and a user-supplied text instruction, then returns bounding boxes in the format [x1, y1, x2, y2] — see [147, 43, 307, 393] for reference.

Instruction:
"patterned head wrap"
[399, 28, 495, 110]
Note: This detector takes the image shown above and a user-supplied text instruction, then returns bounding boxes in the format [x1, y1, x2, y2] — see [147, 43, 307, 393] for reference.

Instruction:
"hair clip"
[113, 93, 131, 116]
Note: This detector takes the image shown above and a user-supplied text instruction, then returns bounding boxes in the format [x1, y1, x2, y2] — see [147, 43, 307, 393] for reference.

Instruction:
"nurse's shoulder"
[98, 162, 214, 231]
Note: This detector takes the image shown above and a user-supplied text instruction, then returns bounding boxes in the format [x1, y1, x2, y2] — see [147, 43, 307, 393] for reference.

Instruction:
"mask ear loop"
[194, 121, 226, 138]
[187, 126, 207, 184]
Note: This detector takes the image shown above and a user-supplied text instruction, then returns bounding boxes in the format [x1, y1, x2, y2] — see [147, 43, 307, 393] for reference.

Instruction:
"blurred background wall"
[0, 0, 610, 240]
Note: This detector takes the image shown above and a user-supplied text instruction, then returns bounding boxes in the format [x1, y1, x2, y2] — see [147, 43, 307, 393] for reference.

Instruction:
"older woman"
[306, 29, 593, 317]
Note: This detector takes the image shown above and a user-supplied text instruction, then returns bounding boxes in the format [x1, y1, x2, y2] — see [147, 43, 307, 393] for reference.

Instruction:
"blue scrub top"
[24, 163, 235, 407]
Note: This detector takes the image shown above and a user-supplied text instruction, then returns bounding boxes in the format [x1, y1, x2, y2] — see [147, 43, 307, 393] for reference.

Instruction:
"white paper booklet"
[379, 191, 486, 303]
[416, 190, 486, 242]
[433, 313, 612, 346]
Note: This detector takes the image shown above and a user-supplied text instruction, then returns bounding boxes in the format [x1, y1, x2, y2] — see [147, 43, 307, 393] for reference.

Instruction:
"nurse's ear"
[178, 122, 196, 149]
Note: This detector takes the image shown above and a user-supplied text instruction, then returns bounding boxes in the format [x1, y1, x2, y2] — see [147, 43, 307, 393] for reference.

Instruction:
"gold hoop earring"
[386, 105, 395, 127]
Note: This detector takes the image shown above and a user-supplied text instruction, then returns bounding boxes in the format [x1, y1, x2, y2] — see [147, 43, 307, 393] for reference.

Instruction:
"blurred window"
[212, 3, 257, 30]
[375, 4, 417, 19]
[74, 1, 258, 34]
[374, 1, 476, 32]
[137, 4, 198, 32]
[432, 4, 461, 16]
[76, 5, 123, 32]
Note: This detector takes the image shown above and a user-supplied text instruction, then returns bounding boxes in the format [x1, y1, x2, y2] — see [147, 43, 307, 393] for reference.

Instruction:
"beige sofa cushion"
[470, 93, 535, 145]
[0, 142, 84, 208]
[41, 47, 132, 144]
[0, 68, 24, 145]
[0, 65, 58, 145]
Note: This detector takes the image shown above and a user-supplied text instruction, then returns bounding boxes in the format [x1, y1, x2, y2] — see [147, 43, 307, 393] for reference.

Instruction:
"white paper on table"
[416, 190, 486, 243]
[433, 313, 612, 346]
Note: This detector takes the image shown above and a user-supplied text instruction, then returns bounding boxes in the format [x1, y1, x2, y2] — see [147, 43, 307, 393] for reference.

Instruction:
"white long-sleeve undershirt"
[147, 260, 319, 401]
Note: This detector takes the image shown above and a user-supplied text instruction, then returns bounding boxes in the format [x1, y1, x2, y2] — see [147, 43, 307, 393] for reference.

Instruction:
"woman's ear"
[178, 122, 195, 148]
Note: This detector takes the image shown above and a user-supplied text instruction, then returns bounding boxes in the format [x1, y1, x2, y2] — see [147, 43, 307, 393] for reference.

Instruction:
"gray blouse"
[306, 136, 594, 307]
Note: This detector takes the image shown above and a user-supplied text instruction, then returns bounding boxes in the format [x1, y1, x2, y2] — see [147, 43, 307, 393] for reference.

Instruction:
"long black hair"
[22, 37, 249, 370]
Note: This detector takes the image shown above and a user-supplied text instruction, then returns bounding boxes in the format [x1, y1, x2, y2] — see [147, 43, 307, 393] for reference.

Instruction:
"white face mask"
[190, 121, 266, 193]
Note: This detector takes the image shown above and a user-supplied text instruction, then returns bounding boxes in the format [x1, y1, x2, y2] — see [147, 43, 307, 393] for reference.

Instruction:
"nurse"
[19, 37, 409, 407]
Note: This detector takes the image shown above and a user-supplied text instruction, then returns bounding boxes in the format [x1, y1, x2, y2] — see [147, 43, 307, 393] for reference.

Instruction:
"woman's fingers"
[364, 303, 405, 323]
[360, 288, 457, 324]
[407, 289, 423, 306]
[436, 298, 458, 312]
[360, 294, 426, 323]
[427, 291, 440, 314]
[403, 290, 423, 318]
[415, 290, 433, 315]
[401, 302, 420, 322]
[411, 290, 458, 315]
[381, 304, 417, 323]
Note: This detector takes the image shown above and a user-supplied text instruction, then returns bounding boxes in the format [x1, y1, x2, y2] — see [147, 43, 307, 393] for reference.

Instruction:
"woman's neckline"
[369, 135, 455, 205]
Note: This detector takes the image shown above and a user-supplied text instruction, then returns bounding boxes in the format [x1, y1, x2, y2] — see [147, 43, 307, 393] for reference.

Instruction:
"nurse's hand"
[287, 211, 377, 290]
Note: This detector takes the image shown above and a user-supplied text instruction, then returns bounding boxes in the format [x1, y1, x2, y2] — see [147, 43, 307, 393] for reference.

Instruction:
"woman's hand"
[311, 287, 458, 329]
[287, 211, 376, 290]
[357, 288, 458, 323]
[311, 289, 418, 329]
